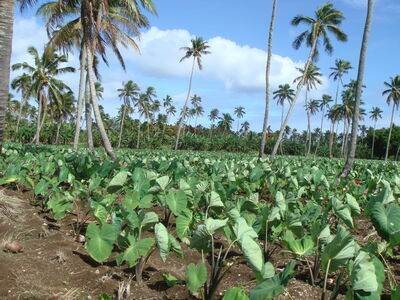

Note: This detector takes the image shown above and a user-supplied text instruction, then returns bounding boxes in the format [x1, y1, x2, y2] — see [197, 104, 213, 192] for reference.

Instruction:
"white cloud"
[126, 27, 328, 94]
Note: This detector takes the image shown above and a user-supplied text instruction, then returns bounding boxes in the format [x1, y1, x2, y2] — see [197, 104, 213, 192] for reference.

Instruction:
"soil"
[0, 188, 396, 300]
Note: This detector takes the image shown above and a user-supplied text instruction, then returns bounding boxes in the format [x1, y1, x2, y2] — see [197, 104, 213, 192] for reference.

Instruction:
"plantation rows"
[1, 144, 400, 299]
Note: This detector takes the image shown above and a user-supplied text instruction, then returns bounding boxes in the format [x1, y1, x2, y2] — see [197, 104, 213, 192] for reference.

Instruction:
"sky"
[10, 0, 400, 132]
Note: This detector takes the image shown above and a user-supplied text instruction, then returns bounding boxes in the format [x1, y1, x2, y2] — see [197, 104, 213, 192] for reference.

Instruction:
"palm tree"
[218, 113, 234, 133]
[191, 94, 202, 108]
[304, 99, 320, 154]
[294, 63, 323, 155]
[165, 105, 176, 126]
[315, 94, 332, 154]
[209, 108, 219, 135]
[270, 2, 347, 161]
[53, 90, 75, 144]
[329, 59, 352, 105]
[11, 73, 32, 134]
[340, 0, 375, 178]
[0, 0, 15, 151]
[234, 106, 246, 133]
[117, 80, 140, 148]
[163, 95, 173, 108]
[40, 0, 157, 159]
[175, 37, 211, 150]
[143, 87, 156, 139]
[135, 93, 149, 149]
[12, 47, 75, 144]
[369, 107, 382, 159]
[273, 84, 295, 130]
[240, 121, 250, 135]
[194, 105, 204, 132]
[382, 75, 400, 161]
[327, 104, 342, 157]
[260, 0, 279, 158]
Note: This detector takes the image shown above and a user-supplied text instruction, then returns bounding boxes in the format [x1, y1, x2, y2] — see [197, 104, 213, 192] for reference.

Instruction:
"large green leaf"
[222, 287, 249, 300]
[156, 175, 170, 191]
[107, 171, 128, 192]
[209, 191, 224, 207]
[350, 251, 378, 292]
[322, 225, 357, 273]
[370, 202, 400, 246]
[205, 218, 228, 235]
[85, 223, 117, 262]
[155, 223, 169, 262]
[240, 234, 264, 274]
[166, 190, 188, 216]
[117, 236, 155, 267]
[190, 224, 211, 252]
[176, 209, 193, 240]
[332, 198, 354, 228]
[284, 231, 314, 256]
[249, 261, 295, 300]
[185, 262, 207, 293]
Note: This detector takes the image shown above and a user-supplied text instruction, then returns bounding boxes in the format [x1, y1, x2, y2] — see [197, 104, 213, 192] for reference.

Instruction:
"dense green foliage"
[1, 143, 399, 298]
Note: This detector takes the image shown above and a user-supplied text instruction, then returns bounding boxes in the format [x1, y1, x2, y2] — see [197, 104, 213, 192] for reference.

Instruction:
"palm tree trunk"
[341, 120, 346, 157]
[270, 36, 318, 161]
[117, 104, 127, 148]
[32, 94, 43, 144]
[371, 121, 376, 159]
[55, 120, 62, 144]
[341, 0, 375, 177]
[86, 45, 116, 160]
[305, 92, 311, 155]
[0, 0, 14, 152]
[175, 57, 196, 150]
[329, 122, 334, 158]
[16, 98, 25, 134]
[260, 0, 278, 158]
[73, 45, 87, 151]
[385, 102, 395, 162]
[136, 119, 141, 149]
[395, 144, 400, 161]
[85, 77, 93, 151]
[334, 79, 340, 105]
[315, 107, 325, 155]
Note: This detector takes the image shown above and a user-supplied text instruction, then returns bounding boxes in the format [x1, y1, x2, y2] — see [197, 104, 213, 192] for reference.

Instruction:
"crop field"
[0, 144, 400, 299]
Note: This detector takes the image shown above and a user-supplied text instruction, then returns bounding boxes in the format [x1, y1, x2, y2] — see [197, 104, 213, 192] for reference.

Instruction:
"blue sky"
[11, 0, 400, 132]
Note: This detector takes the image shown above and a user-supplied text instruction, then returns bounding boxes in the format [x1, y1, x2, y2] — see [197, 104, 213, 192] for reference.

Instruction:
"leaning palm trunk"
[385, 103, 395, 162]
[85, 78, 94, 151]
[86, 46, 116, 160]
[175, 57, 196, 150]
[73, 46, 87, 151]
[117, 104, 127, 148]
[33, 92, 48, 144]
[341, 0, 375, 177]
[260, 0, 278, 158]
[270, 37, 318, 161]
[55, 119, 62, 144]
[0, 0, 14, 152]
[16, 98, 26, 134]
[341, 120, 346, 157]
[395, 145, 400, 161]
[371, 121, 376, 159]
[329, 123, 335, 158]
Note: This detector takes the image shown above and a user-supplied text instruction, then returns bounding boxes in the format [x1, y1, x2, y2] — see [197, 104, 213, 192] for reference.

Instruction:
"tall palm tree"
[315, 94, 332, 154]
[209, 108, 219, 135]
[135, 93, 149, 149]
[273, 84, 295, 130]
[218, 113, 234, 133]
[304, 99, 320, 154]
[144, 86, 156, 139]
[234, 106, 246, 133]
[327, 104, 342, 157]
[40, 0, 157, 159]
[270, 2, 347, 161]
[260, 0, 279, 158]
[382, 75, 400, 161]
[369, 107, 382, 159]
[329, 59, 352, 105]
[52, 90, 75, 144]
[240, 121, 250, 135]
[175, 37, 210, 150]
[117, 80, 140, 148]
[0, 0, 15, 152]
[11, 73, 32, 134]
[12, 47, 75, 144]
[294, 63, 323, 155]
[191, 94, 202, 108]
[194, 105, 204, 132]
[341, 0, 375, 177]
[163, 95, 173, 108]
[165, 105, 176, 126]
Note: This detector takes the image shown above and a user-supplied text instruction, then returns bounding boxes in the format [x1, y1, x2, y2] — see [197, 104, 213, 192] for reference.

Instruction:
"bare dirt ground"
[0, 188, 355, 299]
